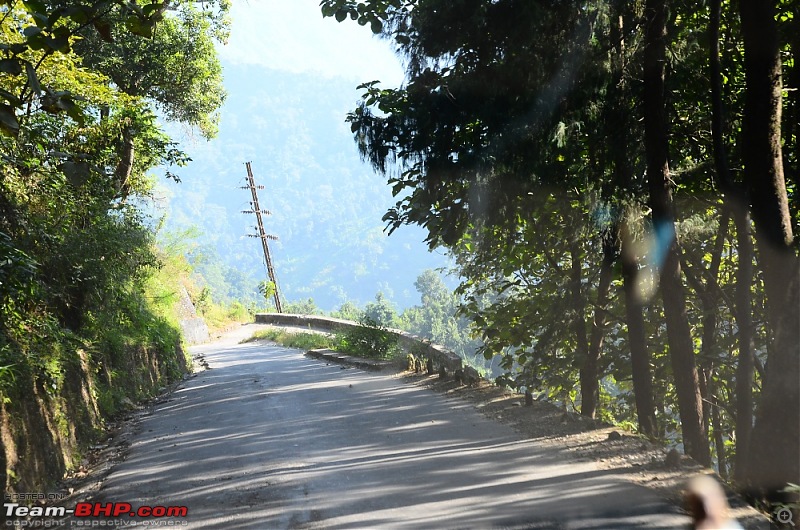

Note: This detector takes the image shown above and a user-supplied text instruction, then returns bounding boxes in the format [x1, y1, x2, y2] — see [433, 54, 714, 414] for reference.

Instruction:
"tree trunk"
[580, 237, 613, 419]
[738, 3, 792, 252]
[708, 0, 756, 482]
[600, 1, 662, 439]
[709, 377, 729, 480]
[738, 0, 800, 502]
[680, 208, 728, 449]
[604, 5, 658, 437]
[642, 0, 710, 465]
[569, 243, 592, 417]
[115, 126, 135, 200]
[581, 239, 613, 419]
[620, 231, 658, 438]
[785, 11, 799, 220]
[732, 209, 754, 482]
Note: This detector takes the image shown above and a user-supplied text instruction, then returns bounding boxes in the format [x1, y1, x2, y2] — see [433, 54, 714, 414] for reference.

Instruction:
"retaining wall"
[176, 287, 209, 345]
[254, 313, 467, 374]
[180, 317, 210, 346]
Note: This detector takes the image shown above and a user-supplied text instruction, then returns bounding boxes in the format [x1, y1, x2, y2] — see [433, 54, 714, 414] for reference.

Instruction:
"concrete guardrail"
[254, 313, 471, 376]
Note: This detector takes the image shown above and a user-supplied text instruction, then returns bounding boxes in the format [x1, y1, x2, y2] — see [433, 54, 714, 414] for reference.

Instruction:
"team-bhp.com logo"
[73, 504, 187, 518]
[5, 501, 188, 527]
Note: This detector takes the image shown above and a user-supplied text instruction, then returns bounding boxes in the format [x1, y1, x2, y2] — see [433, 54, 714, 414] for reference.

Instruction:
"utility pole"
[242, 162, 283, 313]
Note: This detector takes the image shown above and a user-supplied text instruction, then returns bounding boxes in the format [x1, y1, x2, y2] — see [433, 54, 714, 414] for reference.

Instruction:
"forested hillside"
[160, 64, 451, 312]
[322, 0, 799, 511]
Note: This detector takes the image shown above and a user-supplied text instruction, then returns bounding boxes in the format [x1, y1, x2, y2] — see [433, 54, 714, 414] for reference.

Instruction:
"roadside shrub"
[336, 316, 399, 359]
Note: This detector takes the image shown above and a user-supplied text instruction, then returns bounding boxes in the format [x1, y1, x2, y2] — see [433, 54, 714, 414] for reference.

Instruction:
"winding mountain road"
[80, 324, 693, 529]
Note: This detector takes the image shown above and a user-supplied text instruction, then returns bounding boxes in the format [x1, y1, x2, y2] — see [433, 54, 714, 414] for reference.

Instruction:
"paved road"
[84, 324, 690, 529]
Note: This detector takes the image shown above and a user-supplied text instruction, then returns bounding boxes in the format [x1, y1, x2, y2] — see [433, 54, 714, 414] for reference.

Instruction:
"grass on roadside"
[201, 301, 254, 333]
[244, 328, 336, 351]
[244, 325, 405, 364]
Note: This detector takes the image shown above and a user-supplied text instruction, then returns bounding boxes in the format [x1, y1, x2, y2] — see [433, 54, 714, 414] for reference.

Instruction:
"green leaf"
[0, 104, 19, 136]
[49, 38, 71, 52]
[0, 89, 21, 106]
[126, 15, 154, 38]
[370, 18, 382, 34]
[22, 0, 46, 16]
[26, 34, 46, 50]
[143, 3, 162, 16]
[93, 20, 113, 42]
[23, 26, 42, 38]
[64, 5, 90, 24]
[25, 62, 42, 95]
[320, 3, 337, 18]
[61, 161, 91, 188]
[335, 9, 347, 22]
[0, 59, 22, 75]
[66, 102, 85, 125]
[31, 10, 48, 27]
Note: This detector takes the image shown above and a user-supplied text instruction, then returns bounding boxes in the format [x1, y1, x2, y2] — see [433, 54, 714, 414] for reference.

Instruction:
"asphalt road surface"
[80, 324, 691, 529]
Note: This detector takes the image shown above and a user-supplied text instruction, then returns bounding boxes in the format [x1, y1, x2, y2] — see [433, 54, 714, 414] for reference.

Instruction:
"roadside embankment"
[1, 334, 189, 494]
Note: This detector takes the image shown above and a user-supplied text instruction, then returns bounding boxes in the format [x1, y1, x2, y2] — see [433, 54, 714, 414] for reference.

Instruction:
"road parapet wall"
[253, 313, 467, 375]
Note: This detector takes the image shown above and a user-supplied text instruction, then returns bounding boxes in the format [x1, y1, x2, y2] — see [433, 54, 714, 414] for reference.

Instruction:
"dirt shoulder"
[399, 370, 771, 530]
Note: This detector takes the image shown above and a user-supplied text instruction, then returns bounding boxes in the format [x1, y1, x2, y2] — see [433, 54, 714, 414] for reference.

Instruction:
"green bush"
[283, 298, 323, 315]
[330, 301, 363, 321]
[335, 316, 399, 359]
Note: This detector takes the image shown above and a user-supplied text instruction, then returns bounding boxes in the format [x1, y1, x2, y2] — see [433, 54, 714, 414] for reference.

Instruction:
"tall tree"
[580, 233, 613, 420]
[0, 0, 229, 492]
[322, 0, 798, 488]
[604, 2, 658, 437]
[737, 0, 800, 502]
[707, 0, 755, 481]
[74, 2, 227, 198]
[641, 0, 709, 465]
[401, 269, 480, 358]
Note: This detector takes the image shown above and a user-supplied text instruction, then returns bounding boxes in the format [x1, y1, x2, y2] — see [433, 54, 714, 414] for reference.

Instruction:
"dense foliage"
[0, 0, 228, 490]
[322, 0, 799, 510]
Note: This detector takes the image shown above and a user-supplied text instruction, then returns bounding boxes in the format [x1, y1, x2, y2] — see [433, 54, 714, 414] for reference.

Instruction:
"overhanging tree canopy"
[323, 0, 799, 506]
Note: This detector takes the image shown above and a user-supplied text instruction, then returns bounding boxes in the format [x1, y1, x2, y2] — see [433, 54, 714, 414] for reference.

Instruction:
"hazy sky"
[218, 0, 405, 85]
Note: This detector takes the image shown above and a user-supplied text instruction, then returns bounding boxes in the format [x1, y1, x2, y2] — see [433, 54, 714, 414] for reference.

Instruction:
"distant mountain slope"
[160, 63, 449, 310]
